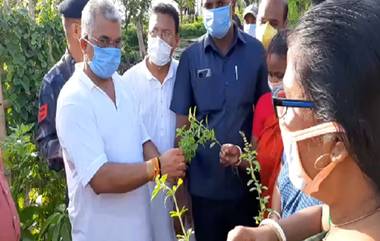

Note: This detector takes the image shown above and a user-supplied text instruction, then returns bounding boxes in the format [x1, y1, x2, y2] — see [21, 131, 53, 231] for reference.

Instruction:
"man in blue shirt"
[170, 0, 270, 240]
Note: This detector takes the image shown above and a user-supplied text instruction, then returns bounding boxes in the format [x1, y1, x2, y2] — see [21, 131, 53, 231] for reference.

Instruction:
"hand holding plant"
[219, 144, 242, 167]
[159, 148, 187, 179]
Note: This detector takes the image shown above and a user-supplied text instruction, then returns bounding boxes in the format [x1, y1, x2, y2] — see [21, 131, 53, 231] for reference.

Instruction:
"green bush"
[180, 19, 206, 39]
[0, 5, 65, 129]
[288, 0, 312, 26]
[120, 24, 144, 73]
[2, 124, 69, 241]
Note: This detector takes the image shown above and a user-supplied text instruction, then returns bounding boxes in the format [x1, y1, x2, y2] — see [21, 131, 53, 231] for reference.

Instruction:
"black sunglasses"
[273, 98, 315, 119]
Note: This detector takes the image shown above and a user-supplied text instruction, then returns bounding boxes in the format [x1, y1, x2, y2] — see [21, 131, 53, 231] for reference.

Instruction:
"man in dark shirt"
[36, 0, 88, 171]
[170, 0, 270, 240]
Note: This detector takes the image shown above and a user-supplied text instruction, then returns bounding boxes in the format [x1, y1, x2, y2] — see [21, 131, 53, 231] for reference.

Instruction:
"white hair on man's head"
[81, 0, 125, 38]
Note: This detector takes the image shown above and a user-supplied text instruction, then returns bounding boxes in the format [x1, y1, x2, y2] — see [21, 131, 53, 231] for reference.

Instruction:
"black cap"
[58, 0, 89, 19]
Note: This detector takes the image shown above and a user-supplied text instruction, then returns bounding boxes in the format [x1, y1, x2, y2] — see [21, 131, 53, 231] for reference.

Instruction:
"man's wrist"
[234, 145, 243, 166]
[146, 157, 160, 181]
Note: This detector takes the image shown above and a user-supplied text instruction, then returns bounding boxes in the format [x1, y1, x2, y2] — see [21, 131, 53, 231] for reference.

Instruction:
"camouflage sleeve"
[36, 79, 64, 171]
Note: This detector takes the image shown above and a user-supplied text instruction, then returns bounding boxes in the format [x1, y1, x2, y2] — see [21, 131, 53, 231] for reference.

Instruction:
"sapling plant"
[239, 131, 271, 224]
[176, 107, 220, 162]
[151, 175, 193, 241]
[152, 108, 270, 241]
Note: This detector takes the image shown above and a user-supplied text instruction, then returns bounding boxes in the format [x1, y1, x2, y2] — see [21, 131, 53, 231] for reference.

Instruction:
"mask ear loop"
[314, 153, 331, 170]
[314, 134, 344, 170]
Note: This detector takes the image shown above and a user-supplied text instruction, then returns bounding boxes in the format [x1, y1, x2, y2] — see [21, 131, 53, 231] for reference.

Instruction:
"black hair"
[267, 30, 288, 58]
[289, 0, 380, 190]
[311, 0, 325, 6]
[152, 3, 180, 34]
[283, 1, 288, 21]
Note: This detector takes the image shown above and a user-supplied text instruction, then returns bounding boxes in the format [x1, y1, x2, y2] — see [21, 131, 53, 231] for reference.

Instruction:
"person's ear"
[330, 140, 348, 164]
[79, 37, 88, 54]
[174, 33, 180, 49]
[72, 22, 81, 39]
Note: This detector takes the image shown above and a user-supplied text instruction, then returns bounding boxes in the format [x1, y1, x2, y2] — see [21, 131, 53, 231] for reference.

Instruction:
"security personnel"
[36, 0, 88, 171]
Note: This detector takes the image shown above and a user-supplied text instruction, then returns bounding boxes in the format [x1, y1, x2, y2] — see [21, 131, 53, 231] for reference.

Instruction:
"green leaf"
[151, 184, 162, 201]
[39, 212, 61, 239]
[52, 215, 63, 241]
[169, 210, 180, 218]
[177, 178, 183, 187]
[61, 218, 72, 241]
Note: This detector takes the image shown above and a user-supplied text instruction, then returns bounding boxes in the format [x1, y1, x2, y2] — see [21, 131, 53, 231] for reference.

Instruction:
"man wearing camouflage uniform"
[36, 0, 88, 171]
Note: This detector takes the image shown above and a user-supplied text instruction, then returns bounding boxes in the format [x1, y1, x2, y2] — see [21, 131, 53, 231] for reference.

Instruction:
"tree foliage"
[0, 1, 65, 128]
[288, 0, 312, 26]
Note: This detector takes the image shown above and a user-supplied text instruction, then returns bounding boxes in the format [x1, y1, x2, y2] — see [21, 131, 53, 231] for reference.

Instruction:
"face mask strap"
[291, 122, 344, 142]
[83, 37, 96, 48]
[304, 160, 338, 195]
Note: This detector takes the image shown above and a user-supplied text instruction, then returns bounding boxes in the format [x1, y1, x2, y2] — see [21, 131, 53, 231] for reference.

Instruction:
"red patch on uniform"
[38, 104, 48, 123]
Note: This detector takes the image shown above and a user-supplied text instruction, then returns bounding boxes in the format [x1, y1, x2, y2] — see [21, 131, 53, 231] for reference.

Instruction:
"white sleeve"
[56, 103, 108, 187]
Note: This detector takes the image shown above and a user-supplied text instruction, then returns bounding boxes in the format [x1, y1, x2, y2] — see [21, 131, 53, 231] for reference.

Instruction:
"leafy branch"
[151, 175, 194, 241]
[239, 131, 270, 224]
[172, 107, 269, 231]
[176, 107, 220, 162]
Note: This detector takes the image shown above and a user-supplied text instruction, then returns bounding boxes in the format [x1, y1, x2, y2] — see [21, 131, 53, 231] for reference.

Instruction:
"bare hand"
[220, 144, 241, 167]
[227, 225, 278, 241]
[160, 148, 186, 179]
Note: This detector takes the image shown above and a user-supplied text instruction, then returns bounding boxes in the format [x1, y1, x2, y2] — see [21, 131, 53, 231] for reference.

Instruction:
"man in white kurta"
[123, 58, 178, 241]
[57, 66, 153, 241]
[56, 1, 186, 240]
[122, 2, 182, 241]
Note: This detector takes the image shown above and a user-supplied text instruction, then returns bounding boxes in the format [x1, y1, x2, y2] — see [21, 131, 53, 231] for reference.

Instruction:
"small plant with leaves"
[176, 107, 220, 162]
[151, 175, 194, 241]
[239, 131, 270, 224]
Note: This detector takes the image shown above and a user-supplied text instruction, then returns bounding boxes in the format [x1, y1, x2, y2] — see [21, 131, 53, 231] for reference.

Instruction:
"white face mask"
[147, 36, 172, 66]
[280, 120, 345, 195]
[283, 140, 308, 191]
[244, 23, 256, 38]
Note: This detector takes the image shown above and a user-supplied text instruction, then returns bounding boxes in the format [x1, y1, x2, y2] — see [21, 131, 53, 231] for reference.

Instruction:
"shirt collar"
[203, 24, 247, 52]
[64, 49, 76, 65]
[142, 57, 175, 85]
[75, 63, 96, 90]
[75, 63, 119, 91]
[76, 64, 122, 108]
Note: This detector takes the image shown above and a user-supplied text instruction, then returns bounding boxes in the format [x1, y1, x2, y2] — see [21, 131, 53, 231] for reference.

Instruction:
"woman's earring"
[314, 153, 331, 170]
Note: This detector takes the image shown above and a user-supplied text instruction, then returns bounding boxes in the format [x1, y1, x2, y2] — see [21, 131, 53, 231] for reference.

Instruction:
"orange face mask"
[280, 121, 345, 195]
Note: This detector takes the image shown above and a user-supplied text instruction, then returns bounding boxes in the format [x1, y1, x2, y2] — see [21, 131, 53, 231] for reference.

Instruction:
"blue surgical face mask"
[244, 23, 256, 38]
[203, 5, 232, 39]
[85, 40, 121, 79]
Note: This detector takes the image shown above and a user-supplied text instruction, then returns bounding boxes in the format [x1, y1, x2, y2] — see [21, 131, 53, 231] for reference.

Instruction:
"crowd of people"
[1, 0, 380, 240]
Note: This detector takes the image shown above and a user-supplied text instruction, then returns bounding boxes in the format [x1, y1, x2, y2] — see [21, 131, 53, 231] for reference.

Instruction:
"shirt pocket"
[192, 72, 225, 114]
